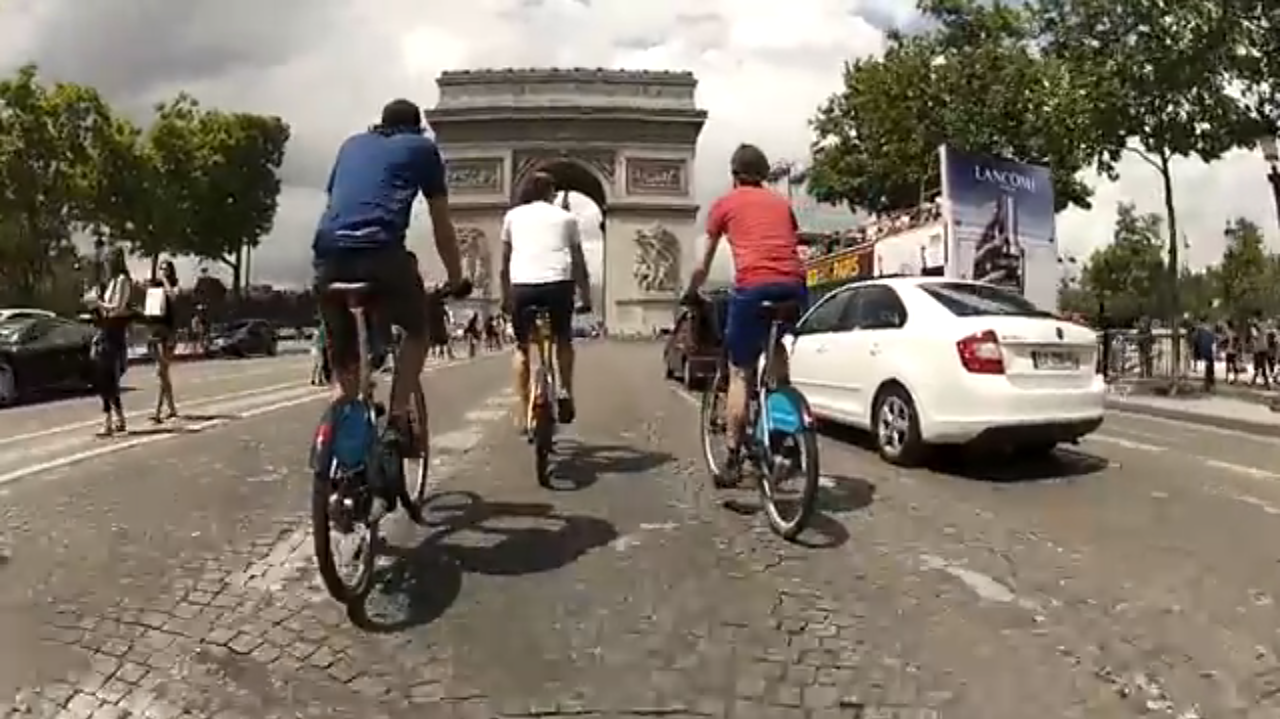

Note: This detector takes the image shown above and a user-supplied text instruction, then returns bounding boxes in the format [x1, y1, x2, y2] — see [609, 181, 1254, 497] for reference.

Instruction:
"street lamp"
[1261, 135, 1280, 234]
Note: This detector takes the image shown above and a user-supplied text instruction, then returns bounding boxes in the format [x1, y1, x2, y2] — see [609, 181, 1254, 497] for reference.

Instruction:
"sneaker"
[556, 394, 576, 425]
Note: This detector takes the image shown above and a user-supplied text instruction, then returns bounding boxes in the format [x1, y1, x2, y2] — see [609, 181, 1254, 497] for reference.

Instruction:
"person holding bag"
[144, 259, 180, 422]
[91, 249, 134, 436]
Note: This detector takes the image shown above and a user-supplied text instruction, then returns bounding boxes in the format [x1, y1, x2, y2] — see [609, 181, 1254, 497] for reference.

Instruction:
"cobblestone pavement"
[4, 342, 1280, 717]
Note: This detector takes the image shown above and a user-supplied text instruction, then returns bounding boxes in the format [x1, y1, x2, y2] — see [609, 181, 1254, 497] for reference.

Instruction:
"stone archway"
[424, 67, 707, 335]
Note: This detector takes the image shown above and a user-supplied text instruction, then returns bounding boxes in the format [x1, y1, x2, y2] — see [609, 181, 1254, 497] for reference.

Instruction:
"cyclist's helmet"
[730, 143, 771, 185]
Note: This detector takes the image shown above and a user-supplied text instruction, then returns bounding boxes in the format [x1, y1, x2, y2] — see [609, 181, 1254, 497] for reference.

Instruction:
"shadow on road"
[934, 446, 1109, 483]
[818, 421, 1108, 484]
[547, 439, 675, 491]
[719, 473, 872, 549]
[347, 491, 618, 633]
[2, 384, 138, 410]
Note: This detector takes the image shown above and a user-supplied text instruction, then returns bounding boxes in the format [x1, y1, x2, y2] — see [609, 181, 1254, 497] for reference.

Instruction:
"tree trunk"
[1160, 152, 1182, 387]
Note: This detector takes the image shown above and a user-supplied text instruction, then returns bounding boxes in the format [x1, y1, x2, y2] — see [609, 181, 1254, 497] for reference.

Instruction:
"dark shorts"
[510, 281, 575, 345]
[724, 281, 809, 369]
[313, 244, 430, 370]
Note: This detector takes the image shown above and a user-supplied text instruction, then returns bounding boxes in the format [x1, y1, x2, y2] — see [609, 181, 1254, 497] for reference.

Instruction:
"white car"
[0, 308, 56, 323]
[786, 276, 1104, 465]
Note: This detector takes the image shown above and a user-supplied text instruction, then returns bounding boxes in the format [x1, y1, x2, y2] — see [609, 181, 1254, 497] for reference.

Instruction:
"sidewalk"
[1106, 390, 1280, 438]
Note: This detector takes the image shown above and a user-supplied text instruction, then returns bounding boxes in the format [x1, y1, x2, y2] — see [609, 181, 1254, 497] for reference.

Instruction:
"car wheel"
[0, 360, 16, 407]
[873, 384, 926, 466]
[664, 353, 676, 380]
[681, 358, 694, 388]
[267, 342, 278, 357]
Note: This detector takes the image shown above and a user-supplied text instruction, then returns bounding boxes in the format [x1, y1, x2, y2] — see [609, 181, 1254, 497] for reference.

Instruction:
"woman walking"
[92, 249, 133, 436]
[145, 259, 180, 422]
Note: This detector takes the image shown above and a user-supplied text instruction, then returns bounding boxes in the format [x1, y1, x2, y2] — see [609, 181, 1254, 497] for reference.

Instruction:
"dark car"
[0, 316, 99, 406]
[208, 319, 278, 358]
[663, 290, 729, 389]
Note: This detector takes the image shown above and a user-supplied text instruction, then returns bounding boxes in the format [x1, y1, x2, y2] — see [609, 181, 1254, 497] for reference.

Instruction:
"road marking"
[1109, 409, 1280, 445]
[0, 357, 491, 489]
[919, 553, 1043, 612]
[1227, 492, 1280, 515]
[1087, 434, 1166, 452]
[1203, 458, 1280, 480]
[0, 381, 311, 448]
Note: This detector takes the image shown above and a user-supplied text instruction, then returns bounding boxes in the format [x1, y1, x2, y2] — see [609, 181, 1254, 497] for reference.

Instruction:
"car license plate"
[1032, 351, 1079, 370]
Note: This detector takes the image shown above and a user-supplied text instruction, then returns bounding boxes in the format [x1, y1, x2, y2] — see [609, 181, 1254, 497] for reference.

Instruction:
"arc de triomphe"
[424, 67, 707, 335]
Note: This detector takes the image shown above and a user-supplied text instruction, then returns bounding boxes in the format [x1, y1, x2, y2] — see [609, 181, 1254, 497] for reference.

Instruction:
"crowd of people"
[1188, 316, 1280, 390]
[801, 199, 943, 257]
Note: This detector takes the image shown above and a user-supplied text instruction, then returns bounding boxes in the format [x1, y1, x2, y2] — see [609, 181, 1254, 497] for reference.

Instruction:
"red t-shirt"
[705, 186, 804, 287]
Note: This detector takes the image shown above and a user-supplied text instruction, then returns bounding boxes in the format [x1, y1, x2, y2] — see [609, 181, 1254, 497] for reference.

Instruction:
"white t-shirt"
[502, 201, 580, 285]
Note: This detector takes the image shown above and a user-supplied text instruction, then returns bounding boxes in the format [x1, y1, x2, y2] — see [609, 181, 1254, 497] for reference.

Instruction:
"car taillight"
[956, 330, 1004, 374]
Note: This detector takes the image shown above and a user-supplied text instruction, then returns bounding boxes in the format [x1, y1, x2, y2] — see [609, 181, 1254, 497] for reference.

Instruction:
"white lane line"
[0, 357, 490, 488]
[1087, 434, 1166, 452]
[0, 381, 310, 448]
[1203, 458, 1280, 480]
[1109, 409, 1280, 445]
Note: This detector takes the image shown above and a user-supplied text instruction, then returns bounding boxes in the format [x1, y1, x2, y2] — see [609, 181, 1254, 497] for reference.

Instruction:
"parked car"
[663, 289, 729, 388]
[787, 276, 1104, 465]
[0, 315, 99, 406]
[208, 319, 278, 358]
[0, 308, 56, 323]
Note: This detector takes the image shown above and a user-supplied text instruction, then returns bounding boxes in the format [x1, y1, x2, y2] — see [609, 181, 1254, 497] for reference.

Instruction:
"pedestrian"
[1250, 315, 1270, 388]
[1225, 323, 1241, 383]
[1192, 319, 1215, 392]
[311, 318, 330, 386]
[91, 249, 133, 437]
[144, 259, 180, 422]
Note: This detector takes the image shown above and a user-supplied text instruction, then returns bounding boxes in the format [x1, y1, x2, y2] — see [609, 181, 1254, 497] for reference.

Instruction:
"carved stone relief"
[445, 158, 504, 194]
[625, 158, 687, 196]
[512, 149, 616, 198]
[456, 226, 493, 296]
[632, 223, 681, 293]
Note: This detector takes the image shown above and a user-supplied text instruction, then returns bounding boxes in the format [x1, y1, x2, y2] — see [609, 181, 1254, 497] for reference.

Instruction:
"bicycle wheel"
[400, 375, 432, 526]
[756, 386, 820, 540]
[310, 403, 379, 603]
[699, 364, 736, 488]
[532, 370, 555, 487]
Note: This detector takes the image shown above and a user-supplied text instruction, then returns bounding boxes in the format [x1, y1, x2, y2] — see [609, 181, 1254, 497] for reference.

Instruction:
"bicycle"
[309, 278, 471, 604]
[523, 304, 590, 487]
[692, 294, 821, 540]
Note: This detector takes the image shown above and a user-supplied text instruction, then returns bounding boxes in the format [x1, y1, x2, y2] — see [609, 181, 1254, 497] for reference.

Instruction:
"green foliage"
[807, 0, 1098, 215]
[1079, 203, 1167, 326]
[183, 109, 291, 292]
[1218, 218, 1271, 319]
[0, 65, 291, 306]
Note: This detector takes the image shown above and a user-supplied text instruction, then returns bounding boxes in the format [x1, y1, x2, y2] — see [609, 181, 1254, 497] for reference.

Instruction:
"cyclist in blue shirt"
[313, 98, 465, 452]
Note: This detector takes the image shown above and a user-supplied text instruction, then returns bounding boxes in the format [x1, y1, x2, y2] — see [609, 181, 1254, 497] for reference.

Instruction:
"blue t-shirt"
[314, 129, 447, 256]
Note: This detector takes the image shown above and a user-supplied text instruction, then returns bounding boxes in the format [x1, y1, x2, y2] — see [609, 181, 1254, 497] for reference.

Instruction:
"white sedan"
[786, 276, 1104, 465]
[0, 308, 55, 323]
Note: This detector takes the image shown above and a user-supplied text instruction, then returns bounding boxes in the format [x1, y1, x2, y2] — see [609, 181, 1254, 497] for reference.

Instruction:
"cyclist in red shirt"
[684, 144, 808, 479]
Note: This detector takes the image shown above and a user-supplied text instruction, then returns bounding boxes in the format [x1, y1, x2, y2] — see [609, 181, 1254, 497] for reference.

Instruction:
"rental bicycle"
[692, 294, 821, 540]
[523, 303, 590, 487]
[309, 278, 471, 604]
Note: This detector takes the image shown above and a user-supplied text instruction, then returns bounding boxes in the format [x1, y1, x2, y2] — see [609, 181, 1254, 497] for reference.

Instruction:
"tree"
[183, 108, 290, 295]
[1079, 203, 1167, 327]
[807, 0, 1100, 215]
[0, 65, 114, 303]
[1035, 0, 1255, 371]
[1218, 217, 1271, 320]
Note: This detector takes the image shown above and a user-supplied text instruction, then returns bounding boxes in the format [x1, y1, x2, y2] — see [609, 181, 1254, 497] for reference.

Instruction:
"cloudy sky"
[1, 0, 1276, 288]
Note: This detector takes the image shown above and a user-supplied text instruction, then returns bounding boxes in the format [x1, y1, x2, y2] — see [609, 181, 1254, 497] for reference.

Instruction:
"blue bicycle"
[309, 278, 471, 604]
[691, 294, 821, 540]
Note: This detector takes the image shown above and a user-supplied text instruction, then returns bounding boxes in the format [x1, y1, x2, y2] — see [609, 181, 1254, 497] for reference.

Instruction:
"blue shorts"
[724, 282, 809, 369]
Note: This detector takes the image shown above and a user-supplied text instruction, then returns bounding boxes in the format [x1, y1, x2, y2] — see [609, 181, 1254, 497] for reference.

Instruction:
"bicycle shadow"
[546, 439, 675, 491]
[346, 491, 619, 633]
[719, 473, 873, 550]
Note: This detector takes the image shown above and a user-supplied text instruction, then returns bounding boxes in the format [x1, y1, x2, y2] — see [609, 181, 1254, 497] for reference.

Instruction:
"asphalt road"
[3, 342, 1280, 718]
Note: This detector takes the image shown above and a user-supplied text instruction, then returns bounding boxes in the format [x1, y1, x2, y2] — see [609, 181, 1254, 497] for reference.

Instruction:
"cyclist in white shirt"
[500, 171, 592, 428]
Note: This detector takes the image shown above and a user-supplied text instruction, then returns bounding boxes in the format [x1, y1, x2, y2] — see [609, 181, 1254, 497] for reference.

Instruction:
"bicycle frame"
[751, 319, 785, 447]
[348, 304, 376, 402]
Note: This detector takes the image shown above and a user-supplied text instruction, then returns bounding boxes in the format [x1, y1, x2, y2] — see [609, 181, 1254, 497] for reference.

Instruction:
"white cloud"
[1, 0, 1275, 289]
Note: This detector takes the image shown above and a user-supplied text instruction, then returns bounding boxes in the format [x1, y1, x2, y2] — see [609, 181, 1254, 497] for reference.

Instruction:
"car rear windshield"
[920, 282, 1053, 317]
